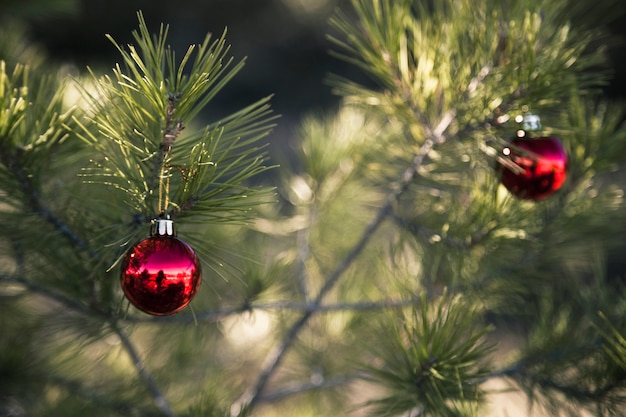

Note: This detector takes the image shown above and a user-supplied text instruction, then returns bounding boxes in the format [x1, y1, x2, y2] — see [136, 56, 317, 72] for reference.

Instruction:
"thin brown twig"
[152, 93, 185, 216]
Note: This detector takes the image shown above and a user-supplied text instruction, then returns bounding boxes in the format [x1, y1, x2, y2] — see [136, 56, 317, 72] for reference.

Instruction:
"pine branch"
[230, 53, 496, 410]
[0, 146, 93, 254]
[111, 322, 176, 417]
[3, 261, 419, 324]
[391, 213, 498, 249]
[46, 376, 140, 416]
[73, 12, 275, 221]
[0, 273, 96, 316]
[258, 373, 361, 403]
[126, 297, 422, 324]
[0, 61, 93, 256]
[361, 291, 494, 416]
[295, 209, 314, 300]
[235, 108, 456, 414]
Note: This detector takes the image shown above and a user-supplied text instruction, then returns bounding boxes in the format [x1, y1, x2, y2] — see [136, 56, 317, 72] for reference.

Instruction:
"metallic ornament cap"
[521, 113, 541, 131]
[151, 218, 175, 237]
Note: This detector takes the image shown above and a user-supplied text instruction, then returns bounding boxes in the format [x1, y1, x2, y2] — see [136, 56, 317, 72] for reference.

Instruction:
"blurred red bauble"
[498, 136, 568, 201]
[120, 219, 201, 315]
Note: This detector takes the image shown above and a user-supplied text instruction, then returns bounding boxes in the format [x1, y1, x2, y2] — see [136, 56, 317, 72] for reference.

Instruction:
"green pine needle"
[71, 11, 277, 221]
[361, 292, 494, 417]
[328, 0, 612, 142]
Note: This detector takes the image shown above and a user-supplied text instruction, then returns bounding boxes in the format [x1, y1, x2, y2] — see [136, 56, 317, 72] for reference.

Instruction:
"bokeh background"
[3, 0, 626, 164]
[2, 2, 626, 416]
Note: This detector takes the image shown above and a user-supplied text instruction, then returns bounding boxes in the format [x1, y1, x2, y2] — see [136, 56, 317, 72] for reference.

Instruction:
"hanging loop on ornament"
[158, 161, 172, 216]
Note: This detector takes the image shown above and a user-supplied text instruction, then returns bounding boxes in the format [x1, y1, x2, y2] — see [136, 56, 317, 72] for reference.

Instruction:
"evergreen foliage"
[1, 1, 626, 416]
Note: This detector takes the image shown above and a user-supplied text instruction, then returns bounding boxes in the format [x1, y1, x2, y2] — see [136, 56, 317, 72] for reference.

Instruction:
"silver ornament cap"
[151, 217, 175, 237]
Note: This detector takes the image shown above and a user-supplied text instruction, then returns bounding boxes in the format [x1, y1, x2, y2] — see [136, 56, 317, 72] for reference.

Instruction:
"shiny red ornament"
[120, 219, 201, 315]
[498, 136, 568, 201]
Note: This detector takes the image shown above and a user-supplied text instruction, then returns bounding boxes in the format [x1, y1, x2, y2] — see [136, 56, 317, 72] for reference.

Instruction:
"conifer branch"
[127, 297, 421, 324]
[4, 261, 419, 324]
[237, 109, 456, 414]
[0, 148, 92, 253]
[0, 63, 90, 255]
[0, 273, 96, 316]
[361, 291, 494, 416]
[111, 322, 176, 417]
[391, 214, 498, 249]
[258, 373, 361, 403]
[295, 208, 316, 300]
[74, 13, 275, 222]
[237, 58, 496, 411]
[46, 376, 139, 415]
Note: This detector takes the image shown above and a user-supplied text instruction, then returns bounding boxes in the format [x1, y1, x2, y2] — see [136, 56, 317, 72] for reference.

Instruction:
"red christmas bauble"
[498, 136, 568, 201]
[120, 219, 201, 315]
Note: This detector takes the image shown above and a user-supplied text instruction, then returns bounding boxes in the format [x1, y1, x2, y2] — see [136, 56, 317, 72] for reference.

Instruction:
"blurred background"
[1, 0, 351, 164]
[1, 2, 626, 416]
[2, 0, 625, 165]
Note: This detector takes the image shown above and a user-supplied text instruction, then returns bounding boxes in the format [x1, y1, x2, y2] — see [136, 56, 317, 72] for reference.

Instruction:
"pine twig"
[0, 147, 93, 255]
[391, 214, 498, 249]
[46, 376, 138, 415]
[111, 322, 176, 417]
[126, 297, 422, 324]
[258, 373, 362, 403]
[258, 297, 420, 313]
[295, 208, 316, 301]
[156, 93, 185, 216]
[0, 273, 97, 317]
[234, 62, 495, 412]
[234, 109, 456, 414]
[2, 265, 420, 323]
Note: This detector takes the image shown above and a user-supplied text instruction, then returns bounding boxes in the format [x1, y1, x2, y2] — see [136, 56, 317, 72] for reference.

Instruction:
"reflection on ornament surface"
[121, 235, 201, 315]
[499, 137, 568, 201]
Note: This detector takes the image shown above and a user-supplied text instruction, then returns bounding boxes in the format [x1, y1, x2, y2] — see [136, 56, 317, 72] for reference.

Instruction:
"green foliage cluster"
[1, 0, 626, 416]
[363, 293, 494, 417]
[74, 13, 276, 223]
